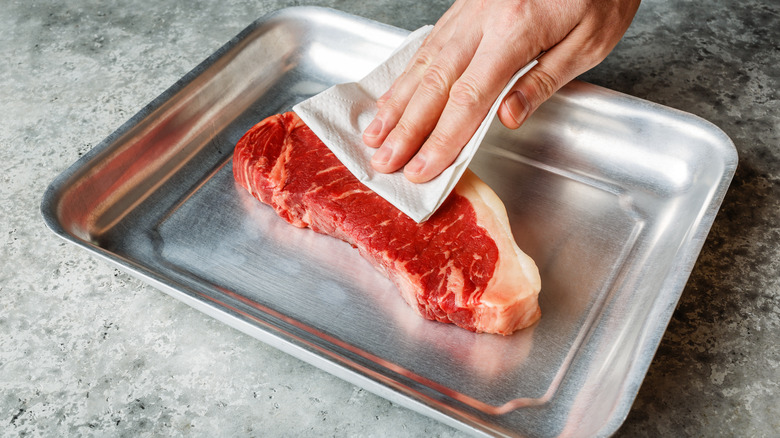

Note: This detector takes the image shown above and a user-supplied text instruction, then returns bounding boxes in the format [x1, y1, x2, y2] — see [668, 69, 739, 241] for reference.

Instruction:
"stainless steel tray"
[41, 7, 737, 437]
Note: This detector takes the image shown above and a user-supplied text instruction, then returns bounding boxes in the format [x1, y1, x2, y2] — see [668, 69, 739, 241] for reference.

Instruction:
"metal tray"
[41, 7, 737, 437]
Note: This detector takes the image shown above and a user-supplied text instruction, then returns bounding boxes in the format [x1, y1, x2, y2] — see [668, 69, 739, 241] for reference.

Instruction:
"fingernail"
[364, 118, 383, 137]
[405, 154, 426, 176]
[372, 145, 392, 166]
[506, 91, 530, 126]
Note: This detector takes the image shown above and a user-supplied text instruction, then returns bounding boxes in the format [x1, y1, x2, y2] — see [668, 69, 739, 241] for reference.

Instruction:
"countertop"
[2, 0, 778, 436]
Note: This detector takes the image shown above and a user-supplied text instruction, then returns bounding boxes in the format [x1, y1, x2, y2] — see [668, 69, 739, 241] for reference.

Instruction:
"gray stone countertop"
[2, 0, 778, 436]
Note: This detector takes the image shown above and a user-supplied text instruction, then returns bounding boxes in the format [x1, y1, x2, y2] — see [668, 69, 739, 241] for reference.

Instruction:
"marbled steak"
[233, 112, 541, 335]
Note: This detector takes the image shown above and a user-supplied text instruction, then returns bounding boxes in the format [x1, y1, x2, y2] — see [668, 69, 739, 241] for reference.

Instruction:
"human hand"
[362, 0, 640, 183]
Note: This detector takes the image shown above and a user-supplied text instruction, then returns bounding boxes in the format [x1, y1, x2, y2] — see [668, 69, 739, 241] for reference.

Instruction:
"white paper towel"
[293, 26, 537, 222]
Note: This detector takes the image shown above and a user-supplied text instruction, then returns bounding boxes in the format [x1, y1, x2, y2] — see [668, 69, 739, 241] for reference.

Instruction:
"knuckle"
[449, 77, 485, 109]
[393, 117, 424, 141]
[528, 69, 560, 102]
[378, 92, 408, 121]
[382, 96, 405, 118]
[424, 129, 458, 159]
[419, 64, 451, 97]
[410, 48, 435, 72]
[495, 4, 527, 32]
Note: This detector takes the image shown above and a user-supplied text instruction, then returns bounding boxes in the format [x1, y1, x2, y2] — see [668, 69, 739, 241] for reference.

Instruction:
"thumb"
[497, 31, 604, 130]
[496, 0, 640, 130]
[497, 56, 572, 130]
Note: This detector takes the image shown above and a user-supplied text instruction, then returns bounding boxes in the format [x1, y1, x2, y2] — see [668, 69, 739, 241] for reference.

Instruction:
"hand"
[362, 0, 640, 183]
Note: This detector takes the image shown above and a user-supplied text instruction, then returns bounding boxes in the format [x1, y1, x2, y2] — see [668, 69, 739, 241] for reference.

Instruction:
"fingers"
[370, 35, 481, 175]
[402, 35, 527, 183]
[363, 0, 467, 150]
[361, 49, 434, 149]
[362, 28, 455, 150]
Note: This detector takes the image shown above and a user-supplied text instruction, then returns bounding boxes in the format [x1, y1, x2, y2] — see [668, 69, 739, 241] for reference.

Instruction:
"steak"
[233, 112, 541, 334]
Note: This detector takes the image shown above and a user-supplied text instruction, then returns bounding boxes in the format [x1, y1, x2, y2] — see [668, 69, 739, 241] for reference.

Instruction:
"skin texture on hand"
[362, 0, 641, 183]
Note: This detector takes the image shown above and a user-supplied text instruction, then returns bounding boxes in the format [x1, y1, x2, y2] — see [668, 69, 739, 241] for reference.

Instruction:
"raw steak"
[233, 112, 541, 334]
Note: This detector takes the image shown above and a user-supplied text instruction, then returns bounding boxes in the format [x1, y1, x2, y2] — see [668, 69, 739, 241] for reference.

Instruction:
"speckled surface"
[1, 0, 778, 436]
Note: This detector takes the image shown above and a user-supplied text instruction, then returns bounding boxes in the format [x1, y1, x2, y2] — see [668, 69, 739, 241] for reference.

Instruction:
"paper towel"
[293, 26, 537, 222]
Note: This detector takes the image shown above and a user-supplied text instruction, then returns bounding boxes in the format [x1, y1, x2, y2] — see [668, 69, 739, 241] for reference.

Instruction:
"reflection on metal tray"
[41, 6, 737, 437]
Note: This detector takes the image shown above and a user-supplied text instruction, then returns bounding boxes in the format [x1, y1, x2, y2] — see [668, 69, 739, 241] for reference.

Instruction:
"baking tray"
[41, 6, 737, 437]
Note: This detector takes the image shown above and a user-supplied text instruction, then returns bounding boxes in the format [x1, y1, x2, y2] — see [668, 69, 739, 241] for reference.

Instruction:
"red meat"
[233, 112, 541, 334]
